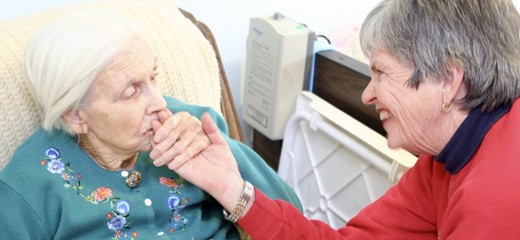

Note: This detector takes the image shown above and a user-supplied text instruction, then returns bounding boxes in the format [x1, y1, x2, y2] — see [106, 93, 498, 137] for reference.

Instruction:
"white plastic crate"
[278, 91, 417, 229]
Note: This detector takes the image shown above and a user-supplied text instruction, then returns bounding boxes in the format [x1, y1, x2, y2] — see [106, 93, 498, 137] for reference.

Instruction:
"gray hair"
[24, 12, 145, 134]
[360, 0, 520, 112]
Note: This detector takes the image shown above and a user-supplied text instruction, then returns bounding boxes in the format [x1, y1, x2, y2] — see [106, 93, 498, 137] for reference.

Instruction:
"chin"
[386, 141, 400, 150]
[386, 135, 404, 150]
[385, 132, 396, 146]
[133, 138, 153, 152]
[141, 141, 153, 151]
[387, 140, 419, 155]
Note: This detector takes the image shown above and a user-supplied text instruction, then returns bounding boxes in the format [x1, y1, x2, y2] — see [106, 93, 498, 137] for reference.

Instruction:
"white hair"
[24, 11, 145, 134]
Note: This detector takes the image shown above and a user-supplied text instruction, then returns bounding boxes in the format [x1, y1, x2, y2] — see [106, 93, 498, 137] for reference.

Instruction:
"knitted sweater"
[0, 96, 302, 240]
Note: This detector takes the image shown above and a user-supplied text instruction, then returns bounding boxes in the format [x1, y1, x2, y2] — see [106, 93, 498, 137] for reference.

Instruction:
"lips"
[144, 128, 154, 135]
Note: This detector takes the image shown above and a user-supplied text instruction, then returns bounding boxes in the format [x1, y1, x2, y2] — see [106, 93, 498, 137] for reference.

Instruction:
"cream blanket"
[0, 0, 221, 170]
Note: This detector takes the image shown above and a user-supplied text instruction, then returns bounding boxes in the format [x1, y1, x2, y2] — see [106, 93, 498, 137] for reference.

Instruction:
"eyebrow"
[371, 60, 390, 72]
[370, 61, 383, 71]
[125, 59, 159, 85]
[123, 75, 137, 86]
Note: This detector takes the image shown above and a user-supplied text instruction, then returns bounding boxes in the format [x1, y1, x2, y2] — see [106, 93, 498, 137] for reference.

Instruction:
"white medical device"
[242, 12, 315, 140]
[278, 92, 417, 228]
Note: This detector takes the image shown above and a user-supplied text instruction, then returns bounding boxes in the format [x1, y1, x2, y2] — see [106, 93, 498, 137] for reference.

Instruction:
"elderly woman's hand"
[150, 110, 211, 170]
[151, 111, 244, 212]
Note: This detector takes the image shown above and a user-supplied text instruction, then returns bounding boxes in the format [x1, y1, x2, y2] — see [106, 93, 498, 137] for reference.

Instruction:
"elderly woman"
[171, 0, 520, 239]
[0, 13, 301, 239]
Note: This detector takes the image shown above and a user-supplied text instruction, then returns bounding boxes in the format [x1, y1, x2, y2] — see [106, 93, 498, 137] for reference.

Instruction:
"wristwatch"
[223, 180, 254, 223]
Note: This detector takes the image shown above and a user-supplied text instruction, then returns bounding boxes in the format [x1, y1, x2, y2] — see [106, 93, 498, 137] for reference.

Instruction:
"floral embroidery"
[40, 148, 192, 239]
[115, 200, 131, 215]
[108, 215, 127, 231]
[40, 148, 138, 239]
[160, 177, 190, 232]
[160, 176, 179, 188]
[47, 159, 65, 174]
[94, 187, 113, 202]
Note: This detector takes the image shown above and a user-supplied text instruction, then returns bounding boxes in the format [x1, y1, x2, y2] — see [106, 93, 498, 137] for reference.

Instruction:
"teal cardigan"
[0, 96, 302, 240]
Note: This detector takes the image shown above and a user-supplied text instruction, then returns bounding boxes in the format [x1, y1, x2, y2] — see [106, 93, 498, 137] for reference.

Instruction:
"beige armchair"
[0, 0, 244, 170]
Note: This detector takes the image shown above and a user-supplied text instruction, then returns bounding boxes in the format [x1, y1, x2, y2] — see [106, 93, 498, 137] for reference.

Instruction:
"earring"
[442, 103, 451, 112]
[442, 90, 451, 113]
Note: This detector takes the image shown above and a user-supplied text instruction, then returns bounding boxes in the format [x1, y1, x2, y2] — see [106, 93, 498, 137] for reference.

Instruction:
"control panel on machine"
[243, 12, 315, 140]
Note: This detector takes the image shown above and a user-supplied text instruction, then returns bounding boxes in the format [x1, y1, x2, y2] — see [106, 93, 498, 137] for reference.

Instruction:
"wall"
[0, 1, 89, 20]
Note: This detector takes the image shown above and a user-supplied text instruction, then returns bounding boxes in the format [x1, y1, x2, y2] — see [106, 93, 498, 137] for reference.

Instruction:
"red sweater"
[239, 100, 520, 239]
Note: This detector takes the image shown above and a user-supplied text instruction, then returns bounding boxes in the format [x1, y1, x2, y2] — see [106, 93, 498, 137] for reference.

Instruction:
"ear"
[62, 108, 89, 134]
[442, 64, 467, 102]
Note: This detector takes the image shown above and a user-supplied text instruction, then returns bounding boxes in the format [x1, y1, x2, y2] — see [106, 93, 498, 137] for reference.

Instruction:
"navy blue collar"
[435, 104, 511, 174]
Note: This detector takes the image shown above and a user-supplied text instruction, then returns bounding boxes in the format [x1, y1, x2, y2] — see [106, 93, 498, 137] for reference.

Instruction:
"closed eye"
[151, 72, 159, 83]
[121, 85, 138, 99]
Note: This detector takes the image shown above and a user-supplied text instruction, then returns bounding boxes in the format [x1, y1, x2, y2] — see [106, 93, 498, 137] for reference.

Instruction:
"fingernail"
[154, 133, 165, 143]
[150, 150, 158, 159]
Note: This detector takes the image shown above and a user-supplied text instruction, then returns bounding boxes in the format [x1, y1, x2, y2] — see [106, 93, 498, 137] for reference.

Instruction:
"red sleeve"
[238, 155, 439, 239]
[238, 188, 346, 239]
[343, 155, 439, 239]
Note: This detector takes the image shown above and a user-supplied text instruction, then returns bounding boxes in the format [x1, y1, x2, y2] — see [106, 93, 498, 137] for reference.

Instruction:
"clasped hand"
[149, 109, 209, 170]
[148, 110, 243, 206]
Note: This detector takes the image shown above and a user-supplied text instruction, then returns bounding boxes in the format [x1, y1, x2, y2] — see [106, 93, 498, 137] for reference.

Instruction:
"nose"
[361, 79, 376, 105]
[147, 83, 167, 114]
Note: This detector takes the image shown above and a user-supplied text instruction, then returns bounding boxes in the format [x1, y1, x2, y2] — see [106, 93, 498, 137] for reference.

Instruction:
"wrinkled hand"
[150, 110, 211, 170]
[170, 113, 243, 208]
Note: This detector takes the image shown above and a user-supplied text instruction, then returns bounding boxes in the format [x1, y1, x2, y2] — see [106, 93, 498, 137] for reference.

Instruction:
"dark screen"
[312, 50, 386, 136]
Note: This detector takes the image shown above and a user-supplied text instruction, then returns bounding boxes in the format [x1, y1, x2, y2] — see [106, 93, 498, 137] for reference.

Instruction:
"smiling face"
[73, 38, 166, 166]
[361, 51, 446, 155]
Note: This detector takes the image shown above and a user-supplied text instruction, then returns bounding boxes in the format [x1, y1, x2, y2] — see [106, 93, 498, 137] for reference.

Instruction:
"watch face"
[224, 181, 254, 223]
[243, 181, 254, 201]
